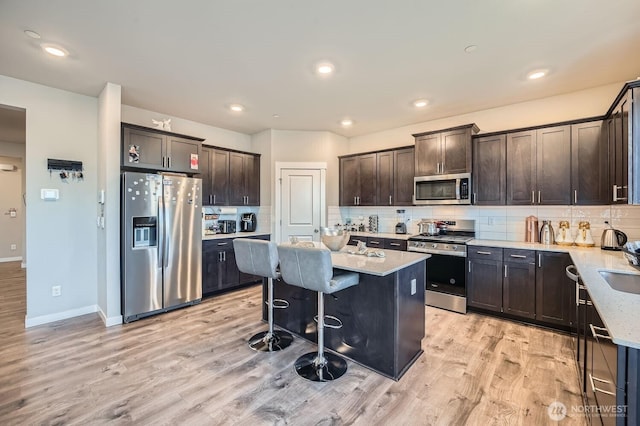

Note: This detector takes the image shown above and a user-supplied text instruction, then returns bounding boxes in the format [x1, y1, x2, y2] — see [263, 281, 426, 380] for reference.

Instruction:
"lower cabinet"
[202, 235, 269, 296]
[347, 235, 407, 251]
[467, 246, 573, 329]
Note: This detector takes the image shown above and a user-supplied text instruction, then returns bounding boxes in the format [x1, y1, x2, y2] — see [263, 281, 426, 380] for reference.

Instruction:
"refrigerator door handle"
[158, 194, 164, 268]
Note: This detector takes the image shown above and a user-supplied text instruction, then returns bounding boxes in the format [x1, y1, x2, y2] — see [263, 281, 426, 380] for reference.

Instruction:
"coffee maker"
[240, 213, 257, 232]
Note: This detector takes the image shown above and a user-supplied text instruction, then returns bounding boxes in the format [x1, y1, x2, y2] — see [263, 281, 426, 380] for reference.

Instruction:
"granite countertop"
[469, 239, 640, 349]
[202, 232, 270, 241]
[330, 247, 429, 277]
[349, 231, 412, 240]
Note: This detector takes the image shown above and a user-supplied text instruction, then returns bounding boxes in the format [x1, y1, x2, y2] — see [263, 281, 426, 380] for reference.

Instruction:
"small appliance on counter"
[539, 220, 555, 245]
[368, 215, 379, 233]
[575, 221, 595, 247]
[418, 219, 438, 236]
[395, 209, 407, 234]
[240, 213, 257, 232]
[525, 215, 539, 243]
[601, 221, 627, 251]
[555, 221, 573, 246]
[219, 219, 237, 234]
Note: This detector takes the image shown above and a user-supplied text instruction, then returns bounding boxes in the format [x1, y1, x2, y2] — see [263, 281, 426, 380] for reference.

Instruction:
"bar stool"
[277, 244, 359, 382]
[233, 238, 293, 352]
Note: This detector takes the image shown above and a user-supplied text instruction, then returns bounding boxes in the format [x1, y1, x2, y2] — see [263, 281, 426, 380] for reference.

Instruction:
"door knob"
[314, 229, 319, 233]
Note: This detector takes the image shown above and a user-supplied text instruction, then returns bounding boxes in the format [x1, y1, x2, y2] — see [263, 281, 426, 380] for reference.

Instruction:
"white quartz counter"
[469, 239, 640, 349]
[202, 232, 270, 241]
[330, 247, 429, 277]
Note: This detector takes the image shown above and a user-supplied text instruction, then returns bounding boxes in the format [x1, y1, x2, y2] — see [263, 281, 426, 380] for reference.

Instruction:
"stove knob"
[420, 242, 426, 248]
[431, 243, 437, 248]
[452, 245, 458, 250]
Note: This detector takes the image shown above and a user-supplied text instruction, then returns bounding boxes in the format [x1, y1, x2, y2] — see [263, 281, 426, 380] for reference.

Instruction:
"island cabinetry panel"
[467, 246, 503, 312]
[121, 123, 203, 174]
[472, 134, 506, 205]
[200, 147, 260, 206]
[571, 120, 609, 205]
[502, 249, 536, 319]
[269, 259, 426, 380]
[414, 124, 477, 176]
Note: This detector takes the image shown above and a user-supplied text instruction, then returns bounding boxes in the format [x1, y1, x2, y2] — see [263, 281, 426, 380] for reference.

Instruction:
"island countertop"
[330, 247, 429, 276]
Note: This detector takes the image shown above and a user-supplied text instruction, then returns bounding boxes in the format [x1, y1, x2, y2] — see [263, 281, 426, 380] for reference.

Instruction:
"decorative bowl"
[320, 228, 350, 251]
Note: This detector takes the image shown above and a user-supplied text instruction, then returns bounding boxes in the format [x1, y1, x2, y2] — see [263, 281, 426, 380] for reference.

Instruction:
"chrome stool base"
[248, 330, 293, 352]
[294, 351, 348, 382]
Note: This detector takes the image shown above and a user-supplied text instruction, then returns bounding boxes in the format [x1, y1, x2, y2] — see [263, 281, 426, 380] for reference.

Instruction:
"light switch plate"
[41, 188, 59, 201]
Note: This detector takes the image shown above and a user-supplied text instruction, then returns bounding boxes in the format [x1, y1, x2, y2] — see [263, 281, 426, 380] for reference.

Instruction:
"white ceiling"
[0, 0, 639, 138]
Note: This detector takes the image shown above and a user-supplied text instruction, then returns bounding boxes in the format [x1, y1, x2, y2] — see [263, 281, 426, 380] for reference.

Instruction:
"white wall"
[0, 75, 99, 326]
[349, 82, 624, 153]
[97, 83, 122, 326]
[0, 140, 25, 158]
[121, 105, 252, 151]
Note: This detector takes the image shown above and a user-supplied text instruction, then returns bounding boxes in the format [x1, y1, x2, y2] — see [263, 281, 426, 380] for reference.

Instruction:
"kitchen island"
[264, 247, 429, 380]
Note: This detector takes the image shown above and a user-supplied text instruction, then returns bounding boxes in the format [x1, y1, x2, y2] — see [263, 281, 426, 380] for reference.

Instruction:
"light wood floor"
[0, 261, 585, 425]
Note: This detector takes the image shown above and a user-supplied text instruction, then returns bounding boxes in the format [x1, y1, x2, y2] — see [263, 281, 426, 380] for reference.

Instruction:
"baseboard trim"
[0, 256, 22, 263]
[25, 305, 98, 328]
[97, 306, 123, 327]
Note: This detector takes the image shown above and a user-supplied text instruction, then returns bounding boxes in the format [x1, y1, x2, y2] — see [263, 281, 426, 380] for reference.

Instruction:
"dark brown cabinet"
[535, 251, 574, 327]
[229, 151, 260, 206]
[377, 151, 394, 206]
[202, 235, 269, 296]
[414, 124, 478, 176]
[346, 235, 407, 251]
[502, 249, 536, 319]
[200, 147, 260, 206]
[339, 153, 376, 206]
[375, 147, 415, 206]
[472, 134, 506, 205]
[506, 126, 571, 205]
[467, 247, 503, 312]
[571, 120, 609, 205]
[609, 91, 631, 204]
[121, 123, 203, 174]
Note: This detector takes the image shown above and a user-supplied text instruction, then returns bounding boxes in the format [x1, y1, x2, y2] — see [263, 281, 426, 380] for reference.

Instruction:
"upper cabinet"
[339, 146, 414, 206]
[571, 120, 609, 205]
[200, 147, 260, 206]
[413, 124, 478, 176]
[121, 123, 203, 174]
[472, 134, 506, 205]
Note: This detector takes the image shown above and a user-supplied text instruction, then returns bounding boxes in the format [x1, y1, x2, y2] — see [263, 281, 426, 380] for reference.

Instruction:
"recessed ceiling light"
[24, 30, 41, 39]
[41, 44, 67, 57]
[340, 119, 353, 127]
[527, 69, 547, 80]
[413, 99, 429, 108]
[464, 45, 478, 53]
[272, 114, 280, 118]
[316, 62, 335, 76]
[229, 104, 245, 112]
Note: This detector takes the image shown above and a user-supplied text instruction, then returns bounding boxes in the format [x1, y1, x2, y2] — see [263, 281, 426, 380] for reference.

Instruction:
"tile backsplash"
[329, 204, 640, 245]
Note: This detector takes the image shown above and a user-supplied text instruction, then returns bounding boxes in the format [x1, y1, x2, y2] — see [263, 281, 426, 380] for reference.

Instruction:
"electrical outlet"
[10, 244, 16, 251]
[52, 285, 61, 297]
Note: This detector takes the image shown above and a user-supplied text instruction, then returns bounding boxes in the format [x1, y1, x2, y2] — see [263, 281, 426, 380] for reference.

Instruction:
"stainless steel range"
[408, 219, 475, 314]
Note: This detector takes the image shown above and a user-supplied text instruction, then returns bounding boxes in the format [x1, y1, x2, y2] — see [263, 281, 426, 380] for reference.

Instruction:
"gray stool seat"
[277, 244, 359, 382]
[233, 238, 293, 352]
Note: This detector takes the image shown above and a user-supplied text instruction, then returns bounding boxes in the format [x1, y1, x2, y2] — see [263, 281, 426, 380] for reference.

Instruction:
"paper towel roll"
[218, 207, 238, 215]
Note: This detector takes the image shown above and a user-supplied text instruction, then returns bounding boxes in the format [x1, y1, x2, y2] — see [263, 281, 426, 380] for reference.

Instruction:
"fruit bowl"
[320, 228, 350, 251]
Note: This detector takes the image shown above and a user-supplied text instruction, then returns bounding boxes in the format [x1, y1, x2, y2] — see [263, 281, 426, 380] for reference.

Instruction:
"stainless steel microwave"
[413, 173, 471, 205]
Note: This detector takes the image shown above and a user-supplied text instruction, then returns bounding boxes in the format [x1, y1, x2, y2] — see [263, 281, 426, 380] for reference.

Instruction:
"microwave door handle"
[455, 178, 461, 200]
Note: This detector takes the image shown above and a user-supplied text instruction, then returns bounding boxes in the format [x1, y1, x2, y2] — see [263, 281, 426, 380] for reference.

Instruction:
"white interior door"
[280, 168, 322, 243]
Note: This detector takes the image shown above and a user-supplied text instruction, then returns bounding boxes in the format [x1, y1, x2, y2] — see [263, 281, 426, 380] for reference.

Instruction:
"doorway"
[275, 162, 326, 244]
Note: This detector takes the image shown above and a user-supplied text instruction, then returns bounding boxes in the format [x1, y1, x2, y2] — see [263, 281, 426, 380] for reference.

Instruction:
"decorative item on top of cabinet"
[413, 124, 478, 176]
[121, 123, 203, 174]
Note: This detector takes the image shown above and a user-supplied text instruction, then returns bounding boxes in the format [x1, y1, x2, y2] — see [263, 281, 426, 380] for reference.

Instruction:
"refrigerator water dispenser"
[133, 216, 157, 248]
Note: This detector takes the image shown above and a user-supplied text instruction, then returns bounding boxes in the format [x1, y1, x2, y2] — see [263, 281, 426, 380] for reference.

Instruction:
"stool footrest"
[271, 298, 290, 309]
[313, 314, 343, 329]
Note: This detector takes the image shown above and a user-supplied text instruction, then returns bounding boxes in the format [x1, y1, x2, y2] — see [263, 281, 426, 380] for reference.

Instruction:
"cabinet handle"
[218, 252, 222, 262]
[504, 265, 507, 278]
[389, 195, 392, 205]
[217, 242, 228, 246]
[369, 240, 380, 245]
[209, 195, 212, 205]
[590, 324, 612, 340]
[468, 260, 471, 273]
[574, 190, 578, 204]
[613, 184, 628, 202]
[476, 251, 492, 255]
[538, 253, 542, 268]
[472, 193, 476, 204]
[537, 191, 541, 204]
[389, 243, 401, 246]
[589, 373, 616, 396]
[531, 191, 535, 204]
[509, 254, 526, 259]
[213, 194, 216, 204]
[168, 157, 171, 169]
[162, 156, 166, 168]
[575, 281, 580, 307]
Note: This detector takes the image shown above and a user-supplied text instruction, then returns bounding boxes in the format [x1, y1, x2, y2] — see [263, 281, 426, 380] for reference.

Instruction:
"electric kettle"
[539, 220, 555, 245]
[601, 221, 628, 251]
[555, 221, 573, 246]
[575, 221, 595, 247]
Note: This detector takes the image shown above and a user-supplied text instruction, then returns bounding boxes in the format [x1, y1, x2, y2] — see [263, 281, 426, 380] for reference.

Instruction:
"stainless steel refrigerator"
[121, 171, 202, 322]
